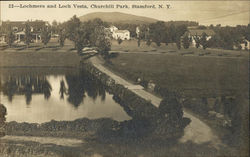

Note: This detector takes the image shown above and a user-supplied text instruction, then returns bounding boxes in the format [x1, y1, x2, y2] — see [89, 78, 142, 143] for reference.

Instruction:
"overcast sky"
[1, 1, 249, 26]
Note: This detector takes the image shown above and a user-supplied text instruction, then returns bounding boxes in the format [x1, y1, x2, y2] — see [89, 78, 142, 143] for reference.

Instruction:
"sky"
[0, 1, 249, 26]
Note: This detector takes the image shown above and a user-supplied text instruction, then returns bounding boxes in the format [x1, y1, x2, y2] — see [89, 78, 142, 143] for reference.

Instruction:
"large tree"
[200, 32, 208, 50]
[41, 26, 51, 46]
[182, 35, 190, 49]
[6, 28, 15, 47]
[149, 21, 167, 46]
[24, 23, 32, 47]
[95, 26, 111, 56]
[65, 15, 81, 48]
[58, 27, 66, 47]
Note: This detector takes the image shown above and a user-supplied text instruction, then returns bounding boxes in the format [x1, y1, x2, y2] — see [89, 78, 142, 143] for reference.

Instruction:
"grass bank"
[0, 40, 80, 67]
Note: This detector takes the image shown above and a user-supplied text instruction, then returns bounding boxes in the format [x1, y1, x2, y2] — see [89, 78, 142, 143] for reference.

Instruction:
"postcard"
[0, 1, 249, 157]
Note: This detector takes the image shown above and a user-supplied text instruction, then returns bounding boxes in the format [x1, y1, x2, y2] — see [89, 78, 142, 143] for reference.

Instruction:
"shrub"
[0, 104, 7, 137]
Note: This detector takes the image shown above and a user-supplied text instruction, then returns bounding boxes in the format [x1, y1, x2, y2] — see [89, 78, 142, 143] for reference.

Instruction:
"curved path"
[90, 56, 222, 147]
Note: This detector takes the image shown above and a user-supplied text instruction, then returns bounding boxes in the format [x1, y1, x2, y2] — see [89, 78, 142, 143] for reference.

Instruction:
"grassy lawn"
[0, 39, 80, 67]
[111, 39, 248, 58]
[106, 49, 248, 98]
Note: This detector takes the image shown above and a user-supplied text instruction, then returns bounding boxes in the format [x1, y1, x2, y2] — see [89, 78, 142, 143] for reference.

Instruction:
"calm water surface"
[0, 69, 131, 123]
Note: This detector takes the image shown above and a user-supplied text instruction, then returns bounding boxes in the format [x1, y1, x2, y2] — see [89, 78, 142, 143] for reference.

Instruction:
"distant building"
[112, 30, 130, 40]
[136, 26, 140, 38]
[106, 25, 130, 40]
[184, 29, 216, 47]
[109, 25, 118, 33]
[240, 39, 250, 50]
[0, 20, 48, 43]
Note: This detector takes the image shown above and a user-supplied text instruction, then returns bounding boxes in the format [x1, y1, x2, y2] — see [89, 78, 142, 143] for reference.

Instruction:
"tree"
[176, 37, 181, 50]
[41, 26, 51, 46]
[117, 38, 123, 45]
[65, 15, 81, 49]
[6, 28, 15, 47]
[51, 20, 58, 34]
[95, 26, 111, 57]
[200, 32, 208, 49]
[159, 97, 183, 123]
[149, 21, 167, 46]
[182, 35, 190, 49]
[137, 38, 141, 47]
[24, 23, 32, 47]
[58, 28, 66, 47]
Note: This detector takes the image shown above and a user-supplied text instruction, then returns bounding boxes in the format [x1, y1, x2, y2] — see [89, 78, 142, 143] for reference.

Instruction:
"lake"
[0, 68, 131, 123]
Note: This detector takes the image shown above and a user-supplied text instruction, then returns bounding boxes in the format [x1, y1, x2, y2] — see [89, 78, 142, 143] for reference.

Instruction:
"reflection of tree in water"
[24, 82, 32, 105]
[59, 80, 67, 99]
[0, 75, 52, 104]
[65, 70, 106, 108]
[2, 77, 18, 102]
[42, 79, 52, 100]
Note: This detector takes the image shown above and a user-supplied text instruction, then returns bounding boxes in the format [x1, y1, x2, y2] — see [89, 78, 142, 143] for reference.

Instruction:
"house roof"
[114, 30, 129, 33]
[188, 29, 215, 36]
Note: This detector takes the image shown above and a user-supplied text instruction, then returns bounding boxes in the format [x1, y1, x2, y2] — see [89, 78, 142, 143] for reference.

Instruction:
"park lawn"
[106, 52, 248, 98]
[0, 39, 81, 67]
[111, 39, 248, 58]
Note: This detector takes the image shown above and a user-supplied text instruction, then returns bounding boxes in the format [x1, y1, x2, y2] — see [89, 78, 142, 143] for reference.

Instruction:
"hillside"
[79, 12, 158, 25]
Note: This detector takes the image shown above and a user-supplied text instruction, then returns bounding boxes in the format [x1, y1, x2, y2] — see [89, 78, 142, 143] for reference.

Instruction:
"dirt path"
[90, 56, 222, 147]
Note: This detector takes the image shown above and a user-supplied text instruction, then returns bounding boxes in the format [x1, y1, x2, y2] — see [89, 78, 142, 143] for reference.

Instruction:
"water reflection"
[0, 69, 130, 123]
[1, 76, 53, 105]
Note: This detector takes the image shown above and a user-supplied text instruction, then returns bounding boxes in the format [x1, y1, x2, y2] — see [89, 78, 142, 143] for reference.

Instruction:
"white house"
[184, 29, 215, 47]
[240, 39, 250, 50]
[112, 30, 130, 40]
[106, 25, 130, 40]
[109, 26, 118, 33]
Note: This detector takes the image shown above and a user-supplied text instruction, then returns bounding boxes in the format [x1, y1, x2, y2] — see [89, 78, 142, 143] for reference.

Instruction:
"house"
[106, 25, 130, 40]
[184, 29, 216, 47]
[240, 39, 250, 50]
[112, 30, 130, 40]
[109, 25, 118, 33]
[0, 20, 48, 43]
[136, 26, 140, 38]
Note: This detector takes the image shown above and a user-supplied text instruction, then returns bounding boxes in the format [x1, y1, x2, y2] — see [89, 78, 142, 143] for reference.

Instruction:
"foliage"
[175, 37, 181, 49]
[95, 26, 111, 56]
[41, 26, 51, 46]
[159, 97, 183, 123]
[0, 104, 7, 137]
[51, 20, 58, 34]
[200, 32, 208, 50]
[208, 25, 249, 50]
[149, 21, 167, 46]
[24, 23, 32, 47]
[182, 35, 190, 49]
[6, 28, 15, 47]
[65, 16, 111, 54]
[58, 28, 66, 47]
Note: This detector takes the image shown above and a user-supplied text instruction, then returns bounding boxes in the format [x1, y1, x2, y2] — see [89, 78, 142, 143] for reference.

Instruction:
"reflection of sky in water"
[0, 75, 131, 123]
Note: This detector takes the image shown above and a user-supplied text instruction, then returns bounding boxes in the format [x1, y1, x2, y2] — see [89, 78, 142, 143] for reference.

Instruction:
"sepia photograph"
[0, 0, 249, 157]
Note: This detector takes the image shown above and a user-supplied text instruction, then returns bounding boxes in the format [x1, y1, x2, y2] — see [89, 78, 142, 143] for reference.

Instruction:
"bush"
[159, 97, 183, 124]
[0, 104, 7, 137]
